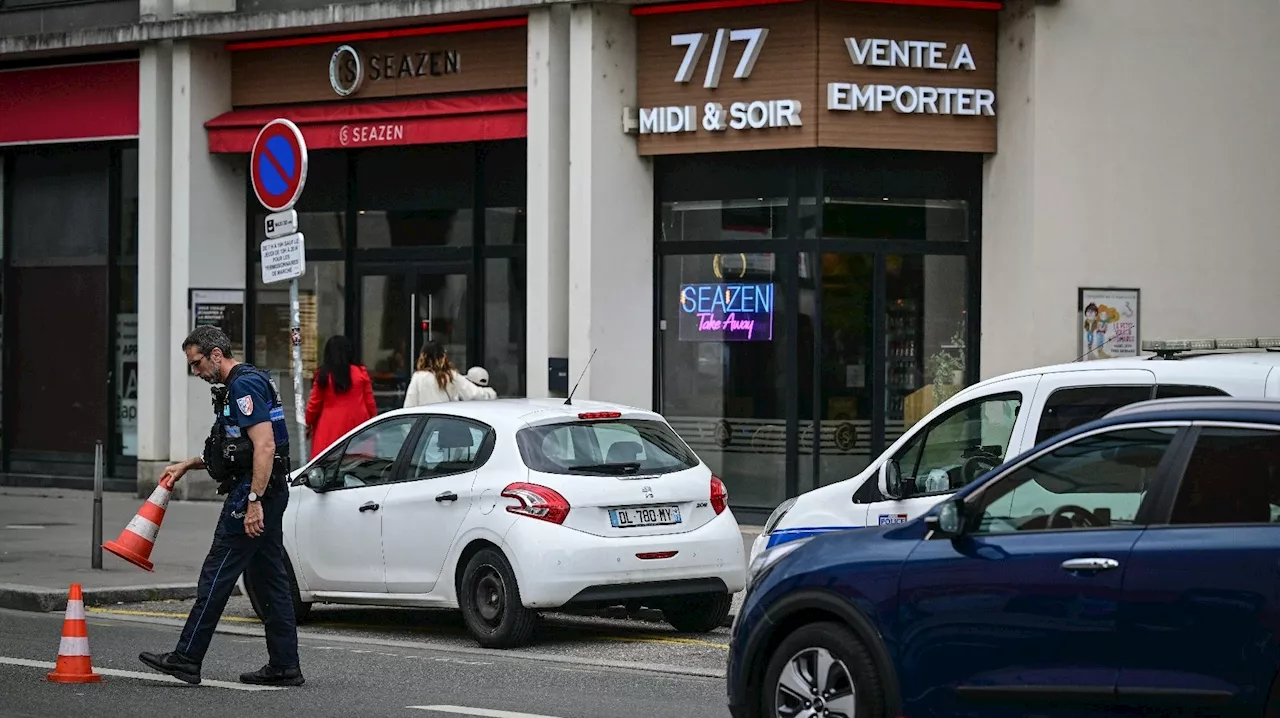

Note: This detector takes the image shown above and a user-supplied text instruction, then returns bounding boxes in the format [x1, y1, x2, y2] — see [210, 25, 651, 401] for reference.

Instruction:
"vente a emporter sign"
[827, 38, 995, 117]
[638, 28, 803, 136]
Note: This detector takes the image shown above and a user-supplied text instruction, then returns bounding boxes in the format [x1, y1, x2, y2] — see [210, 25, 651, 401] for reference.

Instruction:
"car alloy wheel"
[775, 646, 857, 718]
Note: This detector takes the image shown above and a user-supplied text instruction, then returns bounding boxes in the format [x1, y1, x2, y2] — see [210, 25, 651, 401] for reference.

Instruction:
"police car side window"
[1034, 385, 1154, 444]
[891, 392, 1022, 499]
[335, 418, 417, 488]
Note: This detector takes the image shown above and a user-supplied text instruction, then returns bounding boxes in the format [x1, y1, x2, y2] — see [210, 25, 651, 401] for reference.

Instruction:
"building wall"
[981, 0, 1280, 379]
[566, 4, 654, 409]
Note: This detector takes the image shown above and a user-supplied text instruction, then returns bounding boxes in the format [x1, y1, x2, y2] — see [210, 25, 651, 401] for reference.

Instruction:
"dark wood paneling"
[636, 2, 819, 155]
[230, 26, 528, 107]
[817, 2, 997, 152]
[635, 0, 997, 155]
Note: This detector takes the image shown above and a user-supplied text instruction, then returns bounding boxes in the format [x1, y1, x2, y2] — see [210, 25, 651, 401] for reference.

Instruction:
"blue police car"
[728, 397, 1280, 718]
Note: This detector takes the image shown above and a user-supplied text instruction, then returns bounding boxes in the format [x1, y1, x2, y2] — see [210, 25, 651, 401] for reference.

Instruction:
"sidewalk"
[0, 486, 763, 616]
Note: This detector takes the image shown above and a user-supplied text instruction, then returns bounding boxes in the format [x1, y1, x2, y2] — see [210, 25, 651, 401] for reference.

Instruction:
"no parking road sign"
[250, 118, 308, 213]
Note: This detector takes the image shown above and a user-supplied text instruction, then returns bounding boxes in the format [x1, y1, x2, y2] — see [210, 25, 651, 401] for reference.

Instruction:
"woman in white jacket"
[403, 340, 496, 407]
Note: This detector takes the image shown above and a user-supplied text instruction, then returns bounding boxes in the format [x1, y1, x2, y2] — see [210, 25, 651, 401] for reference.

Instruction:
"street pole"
[91, 441, 103, 569]
[291, 276, 307, 460]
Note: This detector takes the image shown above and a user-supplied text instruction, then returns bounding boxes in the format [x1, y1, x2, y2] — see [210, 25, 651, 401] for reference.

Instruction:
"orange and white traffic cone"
[103, 476, 175, 572]
[46, 584, 102, 683]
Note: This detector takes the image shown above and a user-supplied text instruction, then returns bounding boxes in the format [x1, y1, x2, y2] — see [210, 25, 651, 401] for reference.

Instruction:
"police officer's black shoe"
[139, 650, 201, 685]
[239, 663, 304, 686]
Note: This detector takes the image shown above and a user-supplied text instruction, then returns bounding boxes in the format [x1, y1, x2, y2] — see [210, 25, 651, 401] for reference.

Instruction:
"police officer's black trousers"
[175, 491, 299, 667]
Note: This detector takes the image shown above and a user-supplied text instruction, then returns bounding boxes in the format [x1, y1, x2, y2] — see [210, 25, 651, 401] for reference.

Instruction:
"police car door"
[870, 376, 1038, 526]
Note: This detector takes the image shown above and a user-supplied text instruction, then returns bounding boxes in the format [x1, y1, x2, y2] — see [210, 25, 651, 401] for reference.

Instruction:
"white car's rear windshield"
[516, 419, 699, 476]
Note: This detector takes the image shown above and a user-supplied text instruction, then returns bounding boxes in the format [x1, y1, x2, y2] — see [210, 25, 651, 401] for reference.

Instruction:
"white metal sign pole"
[290, 276, 306, 460]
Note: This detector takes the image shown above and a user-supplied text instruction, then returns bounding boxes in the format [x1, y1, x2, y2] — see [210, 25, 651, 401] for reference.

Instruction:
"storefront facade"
[0, 56, 141, 489]
[635, 0, 994, 511]
[199, 21, 530, 458]
[4, 0, 1280, 515]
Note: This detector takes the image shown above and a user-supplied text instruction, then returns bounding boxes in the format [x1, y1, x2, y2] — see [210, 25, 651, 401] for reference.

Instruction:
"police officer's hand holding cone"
[137, 325, 303, 687]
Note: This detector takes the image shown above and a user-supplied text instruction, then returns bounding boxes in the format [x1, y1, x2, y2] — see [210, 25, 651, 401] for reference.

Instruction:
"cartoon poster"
[1079, 288, 1140, 360]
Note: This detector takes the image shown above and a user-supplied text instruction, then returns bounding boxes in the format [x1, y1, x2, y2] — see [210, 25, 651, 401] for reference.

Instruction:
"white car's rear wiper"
[566, 462, 642, 475]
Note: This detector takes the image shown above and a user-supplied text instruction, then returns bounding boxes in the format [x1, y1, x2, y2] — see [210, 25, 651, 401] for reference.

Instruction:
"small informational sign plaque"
[260, 233, 306, 283]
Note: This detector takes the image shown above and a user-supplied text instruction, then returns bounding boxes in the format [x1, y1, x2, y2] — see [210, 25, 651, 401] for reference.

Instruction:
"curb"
[0, 582, 243, 613]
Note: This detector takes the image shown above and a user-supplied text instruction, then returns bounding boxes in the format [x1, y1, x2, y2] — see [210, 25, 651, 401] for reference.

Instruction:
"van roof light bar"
[1142, 337, 1280, 358]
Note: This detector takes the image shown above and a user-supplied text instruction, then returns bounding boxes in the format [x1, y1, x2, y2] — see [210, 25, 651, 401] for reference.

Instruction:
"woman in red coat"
[305, 335, 378, 460]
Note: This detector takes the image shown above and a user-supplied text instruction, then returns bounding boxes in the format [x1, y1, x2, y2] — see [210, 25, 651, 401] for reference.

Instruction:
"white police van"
[750, 337, 1280, 565]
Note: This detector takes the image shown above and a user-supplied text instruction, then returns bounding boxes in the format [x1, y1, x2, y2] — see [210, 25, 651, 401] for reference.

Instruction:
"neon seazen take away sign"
[678, 283, 775, 341]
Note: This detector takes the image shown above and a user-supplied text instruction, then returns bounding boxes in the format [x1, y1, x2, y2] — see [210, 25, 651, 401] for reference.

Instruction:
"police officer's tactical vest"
[203, 363, 291, 495]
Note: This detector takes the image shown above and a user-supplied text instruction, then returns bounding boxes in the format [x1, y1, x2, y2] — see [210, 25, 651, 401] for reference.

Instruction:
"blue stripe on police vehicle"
[766, 525, 860, 549]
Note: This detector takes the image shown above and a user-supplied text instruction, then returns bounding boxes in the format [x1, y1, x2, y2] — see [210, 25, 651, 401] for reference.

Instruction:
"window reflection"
[824, 198, 967, 242]
[661, 252, 785, 508]
[661, 198, 789, 241]
[254, 260, 346, 466]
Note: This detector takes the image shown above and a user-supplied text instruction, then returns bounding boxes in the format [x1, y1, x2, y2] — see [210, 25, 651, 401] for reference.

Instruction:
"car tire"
[759, 621, 886, 718]
[662, 592, 732, 633]
[459, 548, 537, 649]
[245, 559, 312, 625]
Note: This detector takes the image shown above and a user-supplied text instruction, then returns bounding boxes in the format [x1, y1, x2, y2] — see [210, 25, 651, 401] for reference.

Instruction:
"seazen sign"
[678, 283, 775, 342]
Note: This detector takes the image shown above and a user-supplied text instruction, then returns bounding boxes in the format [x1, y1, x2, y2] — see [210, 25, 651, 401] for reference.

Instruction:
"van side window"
[890, 392, 1022, 499]
[1034, 386, 1154, 444]
[1155, 384, 1230, 400]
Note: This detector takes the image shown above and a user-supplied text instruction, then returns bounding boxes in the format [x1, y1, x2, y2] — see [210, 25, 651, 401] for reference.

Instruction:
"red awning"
[204, 92, 527, 153]
[0, 60, 139, 146]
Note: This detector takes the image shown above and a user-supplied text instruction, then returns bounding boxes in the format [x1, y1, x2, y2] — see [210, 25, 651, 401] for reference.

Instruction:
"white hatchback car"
[243, 398, 747, 648]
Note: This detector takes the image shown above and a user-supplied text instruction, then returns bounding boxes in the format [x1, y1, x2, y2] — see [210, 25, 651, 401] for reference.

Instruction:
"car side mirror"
[924, 499, 965, 538]
[879, 459, 904, 500]
[305, 467, 329, 491]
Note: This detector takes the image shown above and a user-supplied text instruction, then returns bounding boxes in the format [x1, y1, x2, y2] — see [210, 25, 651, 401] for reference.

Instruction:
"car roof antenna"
[564, 349, 598, 406]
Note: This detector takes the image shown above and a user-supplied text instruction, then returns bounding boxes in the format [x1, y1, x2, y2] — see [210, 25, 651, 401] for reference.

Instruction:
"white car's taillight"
[502, 482, 571, 524]
[711, 475, 728, 515]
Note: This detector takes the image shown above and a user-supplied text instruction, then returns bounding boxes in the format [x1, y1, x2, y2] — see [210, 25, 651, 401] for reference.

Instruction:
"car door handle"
[359, 501, 380, 513]
[435, 491, 458, 503]
[1061, 557, 1120, 572]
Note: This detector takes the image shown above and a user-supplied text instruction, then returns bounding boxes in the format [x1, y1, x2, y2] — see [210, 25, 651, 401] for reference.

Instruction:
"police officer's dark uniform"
[139, 362, 303, 686]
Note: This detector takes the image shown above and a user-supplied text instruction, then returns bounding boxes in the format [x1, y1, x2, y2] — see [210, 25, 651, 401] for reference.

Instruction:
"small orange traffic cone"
[47, 584, 102, 683]
[103, 476, 175, 572]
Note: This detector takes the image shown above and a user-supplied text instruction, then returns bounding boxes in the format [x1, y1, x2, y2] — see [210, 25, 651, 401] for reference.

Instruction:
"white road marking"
[0, 656, 286, 691]
[408, 707, 564, 718]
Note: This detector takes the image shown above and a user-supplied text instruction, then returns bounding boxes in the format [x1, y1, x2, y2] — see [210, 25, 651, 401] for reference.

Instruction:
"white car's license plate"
[610, 505, 682, 528]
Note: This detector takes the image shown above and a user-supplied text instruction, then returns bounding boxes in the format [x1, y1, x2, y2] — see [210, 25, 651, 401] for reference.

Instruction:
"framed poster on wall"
[1078, 287, 1140, 360]
[189, 288, 246, 359]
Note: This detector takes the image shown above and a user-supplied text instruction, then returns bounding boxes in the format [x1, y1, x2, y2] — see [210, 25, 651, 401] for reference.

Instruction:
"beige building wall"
[981, 0, 1280, 379]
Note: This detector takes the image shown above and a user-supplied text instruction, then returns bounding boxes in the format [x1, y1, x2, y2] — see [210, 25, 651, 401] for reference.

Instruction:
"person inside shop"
[403, 341, 496, 407]
[305, 334, 378, 459]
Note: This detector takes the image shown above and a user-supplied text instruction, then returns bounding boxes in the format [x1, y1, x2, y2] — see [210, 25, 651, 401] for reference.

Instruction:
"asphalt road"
[93, 594, 732, 675]
[0, 607, 731, 718]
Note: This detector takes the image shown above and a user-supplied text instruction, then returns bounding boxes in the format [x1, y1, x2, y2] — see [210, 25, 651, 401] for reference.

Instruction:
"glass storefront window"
[661, 252, 786, 509]
[485, 257, 526, 398]
[814, 252, 874, 489]
[885, 253, 968, 440]
[485, 207, 525, 245]
[115, 146, 139, 458]
[824, 198, 968, 242]
[356, 145, 473, 248]
[357, 209, 473, 249]
[661, 198, 789, 242]
[253, 260, 346, 466]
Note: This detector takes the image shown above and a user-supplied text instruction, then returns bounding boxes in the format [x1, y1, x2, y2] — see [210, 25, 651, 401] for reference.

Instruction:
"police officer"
[139, 325, 303, 687]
